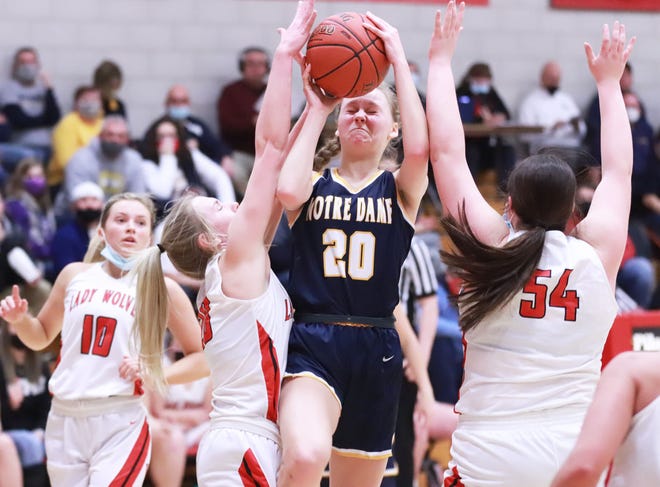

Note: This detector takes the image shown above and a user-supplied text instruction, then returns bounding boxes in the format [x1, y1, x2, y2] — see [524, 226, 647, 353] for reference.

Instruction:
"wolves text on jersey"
[68, 288, 136, 317]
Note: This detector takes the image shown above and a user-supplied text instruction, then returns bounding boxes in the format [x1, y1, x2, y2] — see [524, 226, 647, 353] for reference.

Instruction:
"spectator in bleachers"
[217, 46, 269, 197]
[51, 182, 104, 277]
[518, 61, 586, 155]
[621, 91, 660, 262]
[0, 188, 51, 313]
[141, 117, 235, 216]
[56, 115, 145, 219]
[455, 62, 515, 187]
[145, 84, 234, 175]
[146, 334, 212, 487]
[93, 60, 127, 119]
[47, 86, 103, 193]
[0, 47, 61, 170]
[4, 158, 56, 281]
[0, 321, 51, 486]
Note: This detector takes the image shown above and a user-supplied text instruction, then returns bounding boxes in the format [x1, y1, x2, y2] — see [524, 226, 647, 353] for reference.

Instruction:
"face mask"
[470, 82, 490, 95]
[78, 100, 101, 119]
[76, 208, 102, 224]
[626, 107, 641, 124]
[546, 85, 559, 96]
[101, 242, 135, 271]
[24, 176, 47, 197]
[167, 105, 190, 120]
[15, 63, 38, 83]
[100, 140, 126, 159]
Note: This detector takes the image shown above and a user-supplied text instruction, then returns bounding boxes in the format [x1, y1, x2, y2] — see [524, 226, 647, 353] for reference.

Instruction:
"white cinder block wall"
[0, 0, 658, 137]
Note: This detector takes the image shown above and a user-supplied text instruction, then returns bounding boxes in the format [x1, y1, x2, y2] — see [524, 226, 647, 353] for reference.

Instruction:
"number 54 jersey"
[49, 263, 141, 400]
[289, 168, 415, 318]
[456, 230, 618, 418]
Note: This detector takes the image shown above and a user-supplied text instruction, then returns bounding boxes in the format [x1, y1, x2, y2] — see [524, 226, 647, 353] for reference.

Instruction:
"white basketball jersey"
[456, 231, 617, 418]
[196, 255, 293, 443]
[49, 263, 142, 400]
[608, 395, 660, 487]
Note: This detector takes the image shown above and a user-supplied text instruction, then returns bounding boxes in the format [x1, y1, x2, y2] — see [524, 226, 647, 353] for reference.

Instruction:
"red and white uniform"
[45, 263, 150, 487]
[195, 255, 293, 486]
[446, 231, 617, 487]
[608, 395, 660, 487]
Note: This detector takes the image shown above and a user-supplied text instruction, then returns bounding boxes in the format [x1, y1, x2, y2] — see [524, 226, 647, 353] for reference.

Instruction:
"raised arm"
[365, 12, 429, 220]
[222, 0, 316, 295]
[426, 1, 506, 245]
[575, 23, 635, 288]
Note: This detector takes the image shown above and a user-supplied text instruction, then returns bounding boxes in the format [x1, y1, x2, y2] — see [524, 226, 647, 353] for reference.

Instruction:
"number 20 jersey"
[289, 168, 415, 318]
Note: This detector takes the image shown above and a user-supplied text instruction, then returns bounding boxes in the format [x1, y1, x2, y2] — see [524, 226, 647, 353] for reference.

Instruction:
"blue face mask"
[167, 105, 190, 120]
[470, 82, 490, 95]
[101, 243, 134, 271]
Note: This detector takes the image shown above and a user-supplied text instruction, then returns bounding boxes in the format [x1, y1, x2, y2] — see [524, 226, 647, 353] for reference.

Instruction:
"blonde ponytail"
[132, 245, 169, 393]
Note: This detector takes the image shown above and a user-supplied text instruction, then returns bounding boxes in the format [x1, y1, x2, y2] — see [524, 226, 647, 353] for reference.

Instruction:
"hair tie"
[156, 243, 166, 254]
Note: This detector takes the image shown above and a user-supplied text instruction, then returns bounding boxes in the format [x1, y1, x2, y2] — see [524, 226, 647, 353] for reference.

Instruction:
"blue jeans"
[6, 430, 45, 467]
[617, 256, 656, 309]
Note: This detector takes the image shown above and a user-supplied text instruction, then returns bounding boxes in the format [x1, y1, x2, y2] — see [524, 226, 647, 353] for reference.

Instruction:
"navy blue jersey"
[289, 168, 415, 319]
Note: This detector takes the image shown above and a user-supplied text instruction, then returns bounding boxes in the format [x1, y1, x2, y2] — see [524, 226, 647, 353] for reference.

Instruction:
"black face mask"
[100, 140, 126, 159]
[10, 334, 29, 350]
[76, 208, 102, 224]
[173, 351, 185, 361]
[546, 86, 559, 96]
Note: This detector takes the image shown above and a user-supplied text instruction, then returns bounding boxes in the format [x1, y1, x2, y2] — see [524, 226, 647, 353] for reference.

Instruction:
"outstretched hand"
[364, 11, 404, 66]
[277, 0, 317, 64]
[0, 285, 29, 325]
[429, 0, 465, 63]
[584, 21, 636, 84]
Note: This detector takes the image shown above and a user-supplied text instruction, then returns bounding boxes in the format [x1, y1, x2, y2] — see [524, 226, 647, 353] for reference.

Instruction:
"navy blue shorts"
[285, 321, 403, 457]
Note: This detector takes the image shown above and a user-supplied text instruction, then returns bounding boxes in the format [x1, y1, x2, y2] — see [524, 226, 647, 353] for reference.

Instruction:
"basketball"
[306, 12, 390, 99]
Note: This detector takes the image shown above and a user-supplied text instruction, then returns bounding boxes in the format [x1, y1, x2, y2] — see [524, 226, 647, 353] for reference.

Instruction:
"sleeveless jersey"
[196, 256, 293, 443]
[49, 263, 141, 400]
[608, 395, 660, 487]
[456, 231, 617, 418]
[289, 168, 415, 318]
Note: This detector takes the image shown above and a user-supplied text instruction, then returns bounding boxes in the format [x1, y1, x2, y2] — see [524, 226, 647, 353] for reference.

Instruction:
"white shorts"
[196, 426, 280, 486]
[444, 411, 604, 487]
[45, 397, 150, 487]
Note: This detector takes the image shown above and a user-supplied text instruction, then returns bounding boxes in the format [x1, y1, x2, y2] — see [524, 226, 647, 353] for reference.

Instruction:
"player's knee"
[281, 441, 331, 481]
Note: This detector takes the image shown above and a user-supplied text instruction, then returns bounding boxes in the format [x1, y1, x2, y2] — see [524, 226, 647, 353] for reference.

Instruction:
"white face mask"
[626, 107, 641, 124]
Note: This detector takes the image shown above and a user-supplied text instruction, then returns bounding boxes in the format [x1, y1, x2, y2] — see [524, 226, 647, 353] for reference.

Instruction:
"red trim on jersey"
[133, 378, 144, 396]
[238, 448, 269, 486]
[444, 465, 465, 487]
[109, 419, 150, 487]
[256, 320, 280, 423]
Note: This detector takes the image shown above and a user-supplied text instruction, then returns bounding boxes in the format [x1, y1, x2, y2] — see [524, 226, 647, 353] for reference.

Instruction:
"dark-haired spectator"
[0, 47, 61, 168]
[93, 60, 127, 118]
[4, 158, 56, 282]
[455, 62, 514, 187]
[51, 181, 104, 277]
[217, 46, 270, 197]
[518, 61, 586, 155]
[0, 189, 51, 313]
[56, 115, 145, 219]
[0, 47, 60, 164]
[0, 321, 51, 486]
[145, 84, 234, 171]
[47, 86, 103, 192]
[141, 118, 234, 215]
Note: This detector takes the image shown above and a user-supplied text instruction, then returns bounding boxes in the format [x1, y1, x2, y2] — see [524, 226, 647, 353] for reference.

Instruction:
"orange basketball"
[306, 12, 390, 99]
